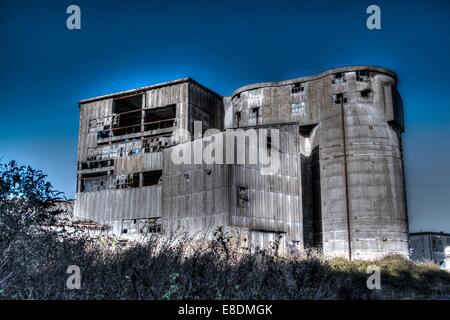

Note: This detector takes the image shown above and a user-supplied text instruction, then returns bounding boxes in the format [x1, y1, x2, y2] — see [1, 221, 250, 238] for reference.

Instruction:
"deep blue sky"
[0, 0, 449, 232]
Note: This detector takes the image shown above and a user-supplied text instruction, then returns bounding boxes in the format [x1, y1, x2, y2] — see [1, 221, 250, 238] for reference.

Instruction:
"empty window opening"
[333, 93, 347, 104]
[112, 94, 143, 136]
[235, 111, 241, 127]
[144, 104, 176, 131]
[360, 89, 373, 98]
[237, 186, 249, 208]
[266, 136, 272, 156]
[356, 70, 370, 82]
[142, 170, 162, 186]
[251, 107, 260, 125]
[291, 82, 305, 94]
[332, 73, 346, 84]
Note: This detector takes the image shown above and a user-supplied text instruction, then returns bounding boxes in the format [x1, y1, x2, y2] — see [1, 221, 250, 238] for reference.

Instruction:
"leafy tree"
[0, 160, 63, 202]
[0, 160, 65, 290]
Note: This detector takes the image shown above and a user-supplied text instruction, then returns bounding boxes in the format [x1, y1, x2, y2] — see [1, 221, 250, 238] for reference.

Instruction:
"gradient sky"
[0, 0, 449, 232]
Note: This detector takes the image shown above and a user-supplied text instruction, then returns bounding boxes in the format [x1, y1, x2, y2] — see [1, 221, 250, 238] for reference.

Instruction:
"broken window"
[115, 174, 137, 189]
[142, 170, 162, 186]
[356, 70, 370, 82]
[81, 172, 110, 192]
[292, 102, 305, 114]
[291, 82, 304, 94]
[143, 136, 171, 153]
[235, 111, 241, 127]
[237, 186, 249, 208]
[121, 218, 161, 235]
[333, 93, 347, 104]
[89, 116, 113, 133]
[143, 137, 158, 153]
[144, 104, 176, 131]
[332, 72, 346, 84]
[112, 94, 143, 136]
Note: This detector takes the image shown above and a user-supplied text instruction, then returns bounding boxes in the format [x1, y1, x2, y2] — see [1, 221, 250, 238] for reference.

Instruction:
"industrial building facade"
[74, 66, 409, 260]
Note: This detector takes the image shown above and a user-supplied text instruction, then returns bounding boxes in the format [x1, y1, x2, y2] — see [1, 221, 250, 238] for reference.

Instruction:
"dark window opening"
[142, 170, 162, 186]
[132, 173, 140, 188]
[360, 89, 372, 98]
[291, 82, 305, 94]
[333, 93, 347, 104]
[251, 107, 260, 125]
[79, 159, 113, 170]
[266, 136, 272, 156]
[235, 111, 241, 127]
[332, 73, 346, 84]
[112, 94, 143, 136]
[144, 104, 176, 131]
[356, 70, 370, 82]
[237, 186, 249, 208]
[147, 218, 162, 233]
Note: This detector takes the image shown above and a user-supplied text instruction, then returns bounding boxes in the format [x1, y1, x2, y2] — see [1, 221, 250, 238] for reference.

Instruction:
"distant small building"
[409, 232, 450, 262]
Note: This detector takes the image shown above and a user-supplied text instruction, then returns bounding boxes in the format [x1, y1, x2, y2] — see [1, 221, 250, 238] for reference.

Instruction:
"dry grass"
[1, 226, 449, 300]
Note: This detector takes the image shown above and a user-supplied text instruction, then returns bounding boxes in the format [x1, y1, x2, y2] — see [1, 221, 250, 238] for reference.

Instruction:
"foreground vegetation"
[1, 160, 449, 300]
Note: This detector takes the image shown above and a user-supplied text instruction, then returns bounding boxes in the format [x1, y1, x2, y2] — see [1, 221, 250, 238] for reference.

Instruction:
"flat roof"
[78, 77, 222, 105]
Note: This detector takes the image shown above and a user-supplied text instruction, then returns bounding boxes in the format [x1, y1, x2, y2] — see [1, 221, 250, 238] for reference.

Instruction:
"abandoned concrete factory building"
[74, 66, 408, 259]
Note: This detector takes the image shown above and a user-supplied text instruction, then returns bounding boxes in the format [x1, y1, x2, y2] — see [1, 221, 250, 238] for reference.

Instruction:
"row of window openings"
[233, 71, 370, 104]
[90, 101, 177, 138]
[121, 218, 161, 235]
[78, 137, 172, 170]
[234, 89, 373, 124]
[333, 70, 371, 84]
[293, 70, 371, 91]
[333, 89, 373, 104]
[80, 170, 162, 192]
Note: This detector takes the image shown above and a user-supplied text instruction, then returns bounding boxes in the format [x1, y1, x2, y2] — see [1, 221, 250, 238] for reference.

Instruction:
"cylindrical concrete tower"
[309, 67, 408, 259]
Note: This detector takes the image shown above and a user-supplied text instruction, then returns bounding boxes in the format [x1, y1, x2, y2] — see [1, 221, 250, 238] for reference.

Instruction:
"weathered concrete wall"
[161, 137, 229, 235]
[74, 185, 162, 223]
